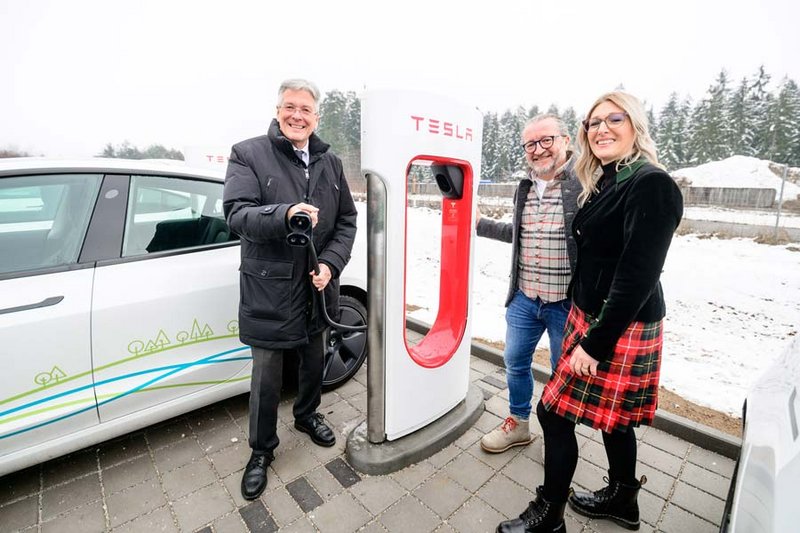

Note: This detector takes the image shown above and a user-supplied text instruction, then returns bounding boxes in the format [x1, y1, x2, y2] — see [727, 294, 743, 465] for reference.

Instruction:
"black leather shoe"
[294, 412, 336, 447]
[241, 452, 272, 500]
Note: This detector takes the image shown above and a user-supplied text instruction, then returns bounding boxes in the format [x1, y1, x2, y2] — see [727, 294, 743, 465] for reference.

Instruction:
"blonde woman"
[497, 92, 683, 533]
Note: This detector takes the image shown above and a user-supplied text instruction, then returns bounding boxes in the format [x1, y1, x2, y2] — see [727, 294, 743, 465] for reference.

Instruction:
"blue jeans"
[504, 290, 570, 420]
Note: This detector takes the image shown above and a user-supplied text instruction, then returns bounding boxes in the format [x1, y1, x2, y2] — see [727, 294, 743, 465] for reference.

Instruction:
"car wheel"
[322, 294, 368, 390]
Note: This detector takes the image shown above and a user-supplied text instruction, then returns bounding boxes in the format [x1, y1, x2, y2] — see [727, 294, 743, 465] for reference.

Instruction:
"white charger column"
[347, 90, 485, 474]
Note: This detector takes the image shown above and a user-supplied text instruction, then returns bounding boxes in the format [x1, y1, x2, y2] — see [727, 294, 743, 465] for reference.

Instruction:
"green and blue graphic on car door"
[0, 318, 251, 440]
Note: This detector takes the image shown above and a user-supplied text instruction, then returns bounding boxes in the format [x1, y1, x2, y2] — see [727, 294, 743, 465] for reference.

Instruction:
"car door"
[0, 173, 102, 460]
[91, 173, 248, 423]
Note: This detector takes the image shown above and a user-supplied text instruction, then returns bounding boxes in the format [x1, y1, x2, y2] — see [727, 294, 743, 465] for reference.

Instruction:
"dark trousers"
[536, 400, 638, 502]
[248, 331, 325, 455]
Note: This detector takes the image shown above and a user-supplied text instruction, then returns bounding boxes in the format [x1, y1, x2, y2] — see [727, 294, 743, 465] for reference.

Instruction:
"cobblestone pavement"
[0, 347, 735, 533]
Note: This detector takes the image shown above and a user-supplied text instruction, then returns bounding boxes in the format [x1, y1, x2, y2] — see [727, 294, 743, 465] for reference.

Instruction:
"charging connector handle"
[286, 211, 366, 332]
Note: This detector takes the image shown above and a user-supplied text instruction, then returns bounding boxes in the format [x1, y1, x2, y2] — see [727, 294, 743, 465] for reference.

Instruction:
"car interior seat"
[42, 183, 92, 267]
[145, 216, 231, 253]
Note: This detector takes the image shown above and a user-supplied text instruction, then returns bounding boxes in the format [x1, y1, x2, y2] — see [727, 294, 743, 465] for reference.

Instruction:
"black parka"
[223, 119, 357, 349]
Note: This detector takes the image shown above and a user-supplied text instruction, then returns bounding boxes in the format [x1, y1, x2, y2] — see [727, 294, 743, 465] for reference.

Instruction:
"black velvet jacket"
[570, 159, 683, 361]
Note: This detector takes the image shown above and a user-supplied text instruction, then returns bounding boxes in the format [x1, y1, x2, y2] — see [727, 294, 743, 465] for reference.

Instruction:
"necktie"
[295, 150, 309, 186]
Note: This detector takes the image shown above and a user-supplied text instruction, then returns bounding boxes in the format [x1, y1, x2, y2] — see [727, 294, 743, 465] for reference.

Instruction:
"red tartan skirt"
[541, 305, 663, 433]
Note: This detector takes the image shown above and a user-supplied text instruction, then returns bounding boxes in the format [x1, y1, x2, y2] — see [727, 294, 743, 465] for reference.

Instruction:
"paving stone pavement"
[0, 343, 736, 533]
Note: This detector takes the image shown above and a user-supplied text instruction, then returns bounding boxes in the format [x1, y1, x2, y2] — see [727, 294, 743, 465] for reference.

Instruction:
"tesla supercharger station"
[346, 90, 485, 474]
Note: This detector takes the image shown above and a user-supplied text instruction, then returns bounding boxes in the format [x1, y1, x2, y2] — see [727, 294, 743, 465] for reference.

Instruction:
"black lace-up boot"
[497, 486, 566, 533]
[568, 475, 646, 530]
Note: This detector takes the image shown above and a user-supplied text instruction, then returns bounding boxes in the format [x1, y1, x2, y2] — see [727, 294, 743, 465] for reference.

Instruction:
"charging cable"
[287, 211, 367, 332]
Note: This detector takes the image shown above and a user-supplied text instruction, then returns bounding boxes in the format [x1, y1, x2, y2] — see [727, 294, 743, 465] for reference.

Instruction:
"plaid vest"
[516, 177, 571, 302]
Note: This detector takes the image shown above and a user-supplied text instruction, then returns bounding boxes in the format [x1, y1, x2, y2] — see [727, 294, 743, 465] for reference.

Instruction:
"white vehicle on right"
[721, 336, 800, 532]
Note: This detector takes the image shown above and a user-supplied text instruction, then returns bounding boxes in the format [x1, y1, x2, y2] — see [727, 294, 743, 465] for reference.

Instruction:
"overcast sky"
[1, 0, 798, 158]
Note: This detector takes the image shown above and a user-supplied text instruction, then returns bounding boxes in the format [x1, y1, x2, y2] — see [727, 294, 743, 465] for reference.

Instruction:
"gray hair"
[524, 113, 569, 136]
[277, 78, 321, 107]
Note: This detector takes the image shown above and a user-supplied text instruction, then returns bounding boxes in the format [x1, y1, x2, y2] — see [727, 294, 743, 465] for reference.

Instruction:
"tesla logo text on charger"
[410, 116, 473, 141]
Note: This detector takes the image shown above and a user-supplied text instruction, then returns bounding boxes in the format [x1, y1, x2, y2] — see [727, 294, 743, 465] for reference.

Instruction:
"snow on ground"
[683, 206, 800, 228]
[403, 206, 800, 417]
[672, 155, 800, 200]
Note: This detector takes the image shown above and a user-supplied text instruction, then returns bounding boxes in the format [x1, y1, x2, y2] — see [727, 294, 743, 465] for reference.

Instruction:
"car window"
[122, 175, 236, 256]
[0, 174, 102, 275]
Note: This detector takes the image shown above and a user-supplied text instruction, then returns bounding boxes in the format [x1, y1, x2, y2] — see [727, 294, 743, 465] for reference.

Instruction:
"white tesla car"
[0, 158, 367, 477]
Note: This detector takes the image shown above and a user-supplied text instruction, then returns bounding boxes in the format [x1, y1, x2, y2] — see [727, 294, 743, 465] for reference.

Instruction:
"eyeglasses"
[582, 112, 628, 132]
[278, 104, 317, 117]
[522, 135, 564, 153]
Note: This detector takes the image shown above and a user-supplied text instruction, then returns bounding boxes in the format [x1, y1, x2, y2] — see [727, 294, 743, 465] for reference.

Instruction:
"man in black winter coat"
[223, 78, 357, 500]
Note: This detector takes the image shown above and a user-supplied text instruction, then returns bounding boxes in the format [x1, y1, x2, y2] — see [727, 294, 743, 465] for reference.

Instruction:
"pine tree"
[676, 96, 694, 167]
[767, 77, 800, 166]
[747, 66, 773, 159]
[690, 70, 734, 164]
[646, 105, 658, 143]
[342, 91, 361, 180]
[317, 90, 348, 150]
[481, 112, 501, 181]
[710, 69, 735, 159]
[497, 109, 525, 180]
[657, 93, 682, 170]
[727, 77, 752, 156]
[790, 81, 800, 167]
[512, 106, 529, 174]
[318, 90, 361, 179]
[561, 106, 579, 141]
[343, 92, 361, 149]
[688, 99, 710, 165]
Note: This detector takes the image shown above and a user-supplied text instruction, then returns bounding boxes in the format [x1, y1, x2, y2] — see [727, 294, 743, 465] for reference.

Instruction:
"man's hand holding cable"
[311, 263, 331, 291]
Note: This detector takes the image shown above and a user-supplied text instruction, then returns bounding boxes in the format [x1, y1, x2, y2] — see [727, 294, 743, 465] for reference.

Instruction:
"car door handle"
[0, 296, 64, 315]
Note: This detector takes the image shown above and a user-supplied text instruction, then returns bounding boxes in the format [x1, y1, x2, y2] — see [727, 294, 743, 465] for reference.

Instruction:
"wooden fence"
[346, 179, 782, 209]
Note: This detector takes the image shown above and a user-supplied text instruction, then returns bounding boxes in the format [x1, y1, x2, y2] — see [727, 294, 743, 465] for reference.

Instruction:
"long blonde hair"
[574, 91, 663, 206]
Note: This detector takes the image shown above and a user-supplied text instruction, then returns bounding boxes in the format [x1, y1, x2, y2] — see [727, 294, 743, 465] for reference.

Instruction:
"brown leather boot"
[568, 475, 646, 530]
[496, 486, 566, 533]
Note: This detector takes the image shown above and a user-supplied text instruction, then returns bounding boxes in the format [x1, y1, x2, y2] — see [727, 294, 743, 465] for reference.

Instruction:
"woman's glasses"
[582, 112, 629, 132]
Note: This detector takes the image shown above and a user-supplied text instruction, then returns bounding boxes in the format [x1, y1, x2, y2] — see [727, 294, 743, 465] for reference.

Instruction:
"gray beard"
[529, 158, 557, 178]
